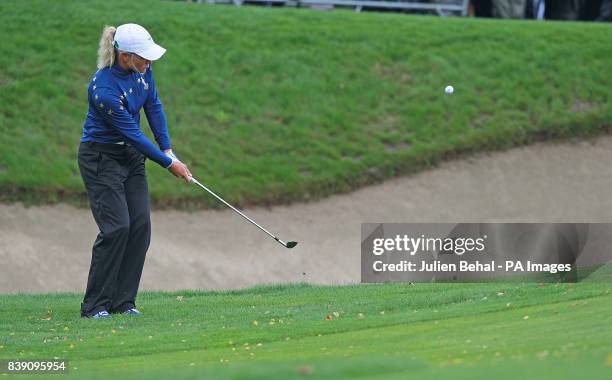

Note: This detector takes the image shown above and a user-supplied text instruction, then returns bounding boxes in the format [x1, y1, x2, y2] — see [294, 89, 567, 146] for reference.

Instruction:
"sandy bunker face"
[2, 137, 612, 293]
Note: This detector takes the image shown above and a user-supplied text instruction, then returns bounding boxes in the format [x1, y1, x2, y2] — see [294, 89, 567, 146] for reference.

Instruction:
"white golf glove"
[164, 149, 180, 164]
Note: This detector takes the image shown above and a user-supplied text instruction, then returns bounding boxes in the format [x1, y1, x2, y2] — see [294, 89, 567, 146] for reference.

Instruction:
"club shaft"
[191, 178, 286, 245]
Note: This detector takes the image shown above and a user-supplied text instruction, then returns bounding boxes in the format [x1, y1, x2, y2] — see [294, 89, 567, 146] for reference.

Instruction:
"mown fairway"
[1, 0, 611, 207]
[1, 282, 610, 379]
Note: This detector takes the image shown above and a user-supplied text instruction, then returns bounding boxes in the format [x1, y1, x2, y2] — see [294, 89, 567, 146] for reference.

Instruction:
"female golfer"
[78, 24, 191, 318]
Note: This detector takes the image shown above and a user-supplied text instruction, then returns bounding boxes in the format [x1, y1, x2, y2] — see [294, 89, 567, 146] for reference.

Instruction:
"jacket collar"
[110, 62, 132, 78]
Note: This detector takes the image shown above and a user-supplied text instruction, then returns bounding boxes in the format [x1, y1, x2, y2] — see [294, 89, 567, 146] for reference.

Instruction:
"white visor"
[113, 23, 167, 61]
[136, 43, 166, 61]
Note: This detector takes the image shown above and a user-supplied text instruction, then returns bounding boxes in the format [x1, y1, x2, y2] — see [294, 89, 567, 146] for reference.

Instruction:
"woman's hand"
[165, 149, 192, 183]
[168, 160, 192, 183]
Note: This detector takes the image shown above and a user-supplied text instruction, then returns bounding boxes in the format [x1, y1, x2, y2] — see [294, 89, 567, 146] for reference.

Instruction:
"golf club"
[190, 177, 298, 249]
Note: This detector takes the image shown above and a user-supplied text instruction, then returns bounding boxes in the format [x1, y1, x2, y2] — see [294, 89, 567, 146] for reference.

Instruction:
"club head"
[286, 241, 298, 249]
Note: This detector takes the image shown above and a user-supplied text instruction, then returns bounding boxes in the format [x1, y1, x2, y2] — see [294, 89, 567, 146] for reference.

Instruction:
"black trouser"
[77, 142, 151, 317]
[545, 0, 584, 20]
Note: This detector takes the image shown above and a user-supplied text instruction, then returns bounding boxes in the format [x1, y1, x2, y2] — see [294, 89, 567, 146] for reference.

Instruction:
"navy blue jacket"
[81, 62, 173, 168]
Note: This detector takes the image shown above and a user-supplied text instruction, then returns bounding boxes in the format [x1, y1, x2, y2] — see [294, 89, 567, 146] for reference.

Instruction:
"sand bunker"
[2, 137, 612, 293]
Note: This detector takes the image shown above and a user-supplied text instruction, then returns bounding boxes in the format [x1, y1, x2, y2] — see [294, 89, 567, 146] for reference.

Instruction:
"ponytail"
[96, 25, 116, 69]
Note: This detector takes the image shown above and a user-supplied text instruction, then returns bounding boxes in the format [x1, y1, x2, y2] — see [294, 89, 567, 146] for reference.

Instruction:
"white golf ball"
[445, 85, 454, 95]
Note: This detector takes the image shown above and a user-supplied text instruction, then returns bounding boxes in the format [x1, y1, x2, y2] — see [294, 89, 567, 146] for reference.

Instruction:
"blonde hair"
[96, 25, 117, 69]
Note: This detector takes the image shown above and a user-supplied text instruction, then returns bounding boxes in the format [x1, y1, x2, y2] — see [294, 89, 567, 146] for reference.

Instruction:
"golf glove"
[164, 149, 181, 163]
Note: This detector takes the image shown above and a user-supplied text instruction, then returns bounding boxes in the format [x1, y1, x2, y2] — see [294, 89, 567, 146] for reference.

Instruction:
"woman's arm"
[143, 67, 171, 151]
[96, 88, 173, 168]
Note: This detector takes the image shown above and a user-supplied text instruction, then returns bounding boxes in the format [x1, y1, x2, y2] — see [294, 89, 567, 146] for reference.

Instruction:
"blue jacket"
[81, 62, 173, 168]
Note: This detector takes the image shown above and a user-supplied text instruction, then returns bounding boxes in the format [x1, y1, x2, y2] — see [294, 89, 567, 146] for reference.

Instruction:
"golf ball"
[445, 85, 454, 95]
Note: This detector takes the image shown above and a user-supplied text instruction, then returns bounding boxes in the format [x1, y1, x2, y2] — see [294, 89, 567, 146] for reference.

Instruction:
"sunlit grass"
[0, 282, 610, 379]
[1, 0, 611, 207]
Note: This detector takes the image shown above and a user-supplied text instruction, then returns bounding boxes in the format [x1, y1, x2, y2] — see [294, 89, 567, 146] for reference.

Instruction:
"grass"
[1, 1, 611, 208]
[0, 282, 611, 379]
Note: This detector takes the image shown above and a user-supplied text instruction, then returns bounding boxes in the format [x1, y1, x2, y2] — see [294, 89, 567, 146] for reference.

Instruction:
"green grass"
[1, 0, 611, 207]
[1, 283, 611, 379]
